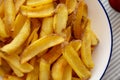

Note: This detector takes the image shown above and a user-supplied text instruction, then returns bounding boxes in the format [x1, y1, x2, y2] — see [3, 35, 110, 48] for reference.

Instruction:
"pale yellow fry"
[3, 75, 22, 80]
[1, 19, 30, 54]
[4, 0, 15, 28]
[81, 20, 94, 69]
[53, 4, 68, 34]
[70, 40, 81, 52]
[0, 18, 9, 38]
[91, 30, 99, 46]
[39, 58, 50, 80]
[62, 65, 72, 80]
[42, 44, 62, 64]
[0, 0, 4, 18]
[11, 13, 27, 38]
[62, 45, 91, 79]
[8, 63, 24, 77]
[26, 58, 39, 80]
[40, 17, 53, 37]
[21, 35, 64, 63]
[26, 0, 53, 6]
[0, 52, 33, 73]
[14, 0, 26, 14]
[21, 3, 55, 18]
[66, 0, 77, 14]
[51, 56, 68, 80]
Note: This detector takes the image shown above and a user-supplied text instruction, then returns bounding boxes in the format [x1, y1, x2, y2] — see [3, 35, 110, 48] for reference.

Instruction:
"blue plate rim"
[97, 0, 113, 80]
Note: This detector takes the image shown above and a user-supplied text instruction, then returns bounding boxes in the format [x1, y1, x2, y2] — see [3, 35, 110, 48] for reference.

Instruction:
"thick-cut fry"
[51, 56, 68, 80]
[0, 18, 9, 38]
[11, 13, 27, 38]
[40, 17, 53, 37]
[0, 52, 33, 73]
[73, 1, 86, 39]
[26, 58, 39, 80]
[42, 44, 62, 64]
[66, 0, 77, 14]
[62, 45, 91, 79]
[26, 0, 53, 6]
[21, 35, 64, 63]
[53, 4, 68, 34]
[21, 3, 55, 18]
[14, 0, 26, 14]
[0, 1, 4, 18]
[80, 20, 94, 69]
[70, 40, 81, 52]
[62, 65, 72, 80]
[4, 0, 15, 31]
[39, 58, 50, 80]
[1, 19, 30, 54]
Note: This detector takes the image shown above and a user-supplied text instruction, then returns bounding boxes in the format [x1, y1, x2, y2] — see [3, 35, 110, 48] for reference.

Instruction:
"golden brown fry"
[0, 18, 9, 38]
[39, 58, 50, 80]
[40, 17, 53, 37]
[66, 0, 77, 14]
[53, 4, 68, 34]
[21, 35, 64, 63]
[1, 19, 30, 54]
[62, 45, 91, 79]
[62, 65, 72, 80]
[11, 13, 27, 38]
[26, 0, 53, 6]
[42, 44, 62, 64]
[80, 20, 94, 69]
[51, 56, 68, 80]
[21, 3, 55, 18]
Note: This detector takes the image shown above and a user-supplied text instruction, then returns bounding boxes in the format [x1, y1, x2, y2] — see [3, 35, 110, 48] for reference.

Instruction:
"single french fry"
[62, 45, 91, 79]
[21, 3, 55, 18]
[1, 19, 30, 54]
[70, 40, 81, 52]
[26, 58, 39, 80]
[0, 51, 33, 74]
[40, 17, 53, 37]
[0, 0, 4, 18]
[66, 0, 77, 14]
[21, 35, 64, 63]
[62, 65, 72, 80]
[26, 0, 53, 6]
[80, 20, 94, 69]
[51, 56, 68, 80]
[0, 18, 9, 38]
[39, 58, 50, 80]
[42, 44, 62, 64]
[14, 0, 26, 14]
[53, 4, 68, 34]
[11, 13, 27, 38]
[73, 1, 85, 39]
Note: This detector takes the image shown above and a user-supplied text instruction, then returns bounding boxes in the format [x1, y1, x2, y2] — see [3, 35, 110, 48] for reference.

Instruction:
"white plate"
[0, 0, 112, 80]
[85, 0, 113, 80]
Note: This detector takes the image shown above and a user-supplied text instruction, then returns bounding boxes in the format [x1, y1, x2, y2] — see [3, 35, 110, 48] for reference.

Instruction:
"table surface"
[100, 0, 120, 80]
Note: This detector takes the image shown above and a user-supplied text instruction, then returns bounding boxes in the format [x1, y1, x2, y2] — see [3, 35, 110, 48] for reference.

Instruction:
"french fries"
[0, 0, 99, 80]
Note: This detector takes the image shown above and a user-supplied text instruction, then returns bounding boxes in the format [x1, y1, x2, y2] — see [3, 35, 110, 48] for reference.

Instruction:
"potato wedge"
[51, 56, 68, 80]
[53, 4, 68, 34]
[21, 3, 55, 18]
[26, 0, 53, 6]
[80, 20, 94, 69]
[40, 17, 53, 37]
[21, 35, 64, 63]
[0, 18, 9, 38]
[1, 19, 30, 54]
[39, 58, 50, 80]
[62, 45, 91, 79]
[66, 0, 77, 14]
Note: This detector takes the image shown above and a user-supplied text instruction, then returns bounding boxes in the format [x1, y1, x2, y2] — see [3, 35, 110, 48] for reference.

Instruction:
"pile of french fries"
[0, 0, 99, 80]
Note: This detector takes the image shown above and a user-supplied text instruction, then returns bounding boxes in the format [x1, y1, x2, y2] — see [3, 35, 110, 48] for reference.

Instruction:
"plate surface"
[85, 0, 112, 80]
